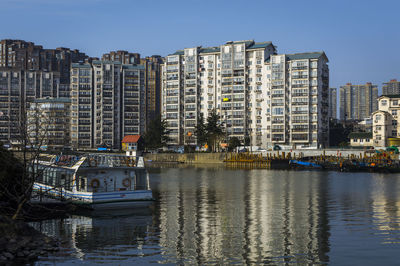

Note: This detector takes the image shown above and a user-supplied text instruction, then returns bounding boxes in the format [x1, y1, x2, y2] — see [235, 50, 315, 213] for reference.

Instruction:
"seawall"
[144, 153, 226, 164]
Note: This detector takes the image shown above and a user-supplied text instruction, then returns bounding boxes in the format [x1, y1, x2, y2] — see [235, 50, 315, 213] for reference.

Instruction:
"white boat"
[32, 154, 153, 209]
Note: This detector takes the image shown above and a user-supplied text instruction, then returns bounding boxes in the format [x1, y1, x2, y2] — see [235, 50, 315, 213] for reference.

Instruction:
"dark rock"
[0, 255, 6, 261]
[3, 251, 14, 260]
[6, 243, 18, 253]
[16, 251, 24, 257]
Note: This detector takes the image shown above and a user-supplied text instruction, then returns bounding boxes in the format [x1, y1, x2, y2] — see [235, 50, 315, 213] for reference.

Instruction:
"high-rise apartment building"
[70, 63, 93, 150]
[265, 52, 329, 148]
[70, 61, 146, 150]
[162, 40, 329, 148]
[141, 56, 163, 130]
[121, 64, 146, 137]
[162, 40, 277, 146]
[382, 79, 400, 96]
[0, 69, 63, 144]
[103, 51, 163, 131]
[102, 50, 140, 65]
[328, 88, 337, 119]
[339, 82, 378, 121]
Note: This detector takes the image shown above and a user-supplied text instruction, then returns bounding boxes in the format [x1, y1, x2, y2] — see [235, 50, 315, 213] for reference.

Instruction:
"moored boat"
[32, 154, 153, 209]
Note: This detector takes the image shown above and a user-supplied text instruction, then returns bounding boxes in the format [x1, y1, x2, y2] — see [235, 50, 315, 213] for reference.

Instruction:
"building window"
[381, 100, 387, 106]
[393, 100, 398, 106]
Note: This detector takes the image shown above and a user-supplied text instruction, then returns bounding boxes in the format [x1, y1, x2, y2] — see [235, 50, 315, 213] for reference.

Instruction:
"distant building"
[339, 82, 378, 121]
[382, 79, 400, 96]
[372, 95, 400, 147]
[0, 69, 63, 144]
[27, 97, 71, 150]
[141, 56, 163, 131]
[349, 132, 373, 147]
[328, 88, 337, 119]
[102, 50, 140, 65]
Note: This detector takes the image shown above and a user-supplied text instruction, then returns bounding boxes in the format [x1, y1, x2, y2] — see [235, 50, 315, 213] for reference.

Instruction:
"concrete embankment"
[144, 153, 226, 164]
[145, 149, 399, 164]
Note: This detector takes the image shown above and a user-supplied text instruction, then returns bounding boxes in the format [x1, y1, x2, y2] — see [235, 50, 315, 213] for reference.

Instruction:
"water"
[32, 166, 400, 265]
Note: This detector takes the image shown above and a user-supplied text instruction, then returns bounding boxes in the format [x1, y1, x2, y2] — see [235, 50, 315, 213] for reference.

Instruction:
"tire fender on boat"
[122, 178, 131, 188]
[89, 158, 98, 167]
[90, 178, 100, 189]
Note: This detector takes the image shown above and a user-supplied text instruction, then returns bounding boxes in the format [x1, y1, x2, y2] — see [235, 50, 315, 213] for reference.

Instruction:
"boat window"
[80, 178, 86, 191]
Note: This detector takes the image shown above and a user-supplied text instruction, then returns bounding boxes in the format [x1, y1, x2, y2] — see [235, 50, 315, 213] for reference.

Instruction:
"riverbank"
[0, 215, 60, 263]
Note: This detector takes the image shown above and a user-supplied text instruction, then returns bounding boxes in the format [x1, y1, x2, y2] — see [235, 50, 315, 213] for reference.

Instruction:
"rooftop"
[122, 135, 142, 143]
[378, 94, 400, 99]
[169, 40, 274, 56]
[349, 132, 372, 139]
[286, 51, 328, 61]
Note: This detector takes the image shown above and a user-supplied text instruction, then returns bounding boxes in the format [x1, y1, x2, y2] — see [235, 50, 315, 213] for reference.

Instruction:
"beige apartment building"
[70, 61, 146, 151]
[265, 52, 330, 148]
[162, 40, 330, 149]
[372, 95, 400, 147]
[382, 79, 400, 96]
[339, 82, 378, 121]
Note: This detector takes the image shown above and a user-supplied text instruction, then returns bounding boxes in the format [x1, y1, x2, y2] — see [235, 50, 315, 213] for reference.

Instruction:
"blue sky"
[1, 0, 399, 91]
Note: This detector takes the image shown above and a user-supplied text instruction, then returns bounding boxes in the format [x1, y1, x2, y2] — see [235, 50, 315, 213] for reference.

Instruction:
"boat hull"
[33, 182, 154, 210]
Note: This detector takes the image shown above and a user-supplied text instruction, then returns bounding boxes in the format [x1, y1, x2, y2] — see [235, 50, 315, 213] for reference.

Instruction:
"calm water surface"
[32, 166, 400, 265]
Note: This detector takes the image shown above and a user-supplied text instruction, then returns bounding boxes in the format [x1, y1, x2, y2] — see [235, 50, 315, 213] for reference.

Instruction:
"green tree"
[228, 137, 241, 152]
[195, 113, 207, 147]
[205, 109, 224, 152]
[144, 115, 171, 149]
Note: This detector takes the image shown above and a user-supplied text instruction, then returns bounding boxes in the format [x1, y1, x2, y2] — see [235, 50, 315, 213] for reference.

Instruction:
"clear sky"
[1, 0, 399, 91]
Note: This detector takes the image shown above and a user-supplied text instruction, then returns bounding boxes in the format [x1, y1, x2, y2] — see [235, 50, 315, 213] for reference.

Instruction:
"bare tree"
[0, 102, 56, 219]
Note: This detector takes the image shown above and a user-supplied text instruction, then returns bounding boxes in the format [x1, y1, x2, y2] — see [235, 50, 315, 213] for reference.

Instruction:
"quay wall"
[144, 153, 226, 164]
[144, 149, 383, 164]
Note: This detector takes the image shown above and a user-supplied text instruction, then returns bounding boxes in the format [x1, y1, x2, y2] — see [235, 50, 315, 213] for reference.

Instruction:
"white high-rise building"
[162, 40, 276, 146]
[162, 41, 329, 149]
[265, 52, 329, 148]
[70, 61, 146, 151]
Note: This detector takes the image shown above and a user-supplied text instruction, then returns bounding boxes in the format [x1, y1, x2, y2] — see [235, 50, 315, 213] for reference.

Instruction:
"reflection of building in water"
[30, 210, 154, 261]
[157, 169, 330, 264]
[371, 177, 400, 243]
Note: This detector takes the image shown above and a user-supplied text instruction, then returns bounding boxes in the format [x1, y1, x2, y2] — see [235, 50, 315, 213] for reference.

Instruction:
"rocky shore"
[0, 215, 60, 263]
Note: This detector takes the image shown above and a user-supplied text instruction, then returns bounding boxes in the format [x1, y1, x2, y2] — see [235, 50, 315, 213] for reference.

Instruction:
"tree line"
[143, 109, 243, 152]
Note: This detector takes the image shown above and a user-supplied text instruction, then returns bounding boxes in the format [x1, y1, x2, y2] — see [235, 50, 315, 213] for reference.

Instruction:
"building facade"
[372, 95, 400, 147]
[328, 88, 337, 119]
[141, 56, 163, 130]
[70, 63, 93, 150]
[102, 50, 140, 65]
[382, 79, 400, 96]
[265, 52, 329, 148]
[27, 97, 71, 150]
[161, 40, 329, 149]
[162, 40, 277, 147]
[339, 82, 378, 121]
[0, 69, 63, 144]
[70, 61, 146, 150]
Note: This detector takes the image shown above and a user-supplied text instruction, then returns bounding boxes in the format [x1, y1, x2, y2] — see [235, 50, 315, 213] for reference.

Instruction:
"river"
[32, 166, 400, 265]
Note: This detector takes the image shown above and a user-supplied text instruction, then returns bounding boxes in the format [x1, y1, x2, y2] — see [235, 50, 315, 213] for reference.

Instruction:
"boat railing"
[85, 154, 145, 168]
